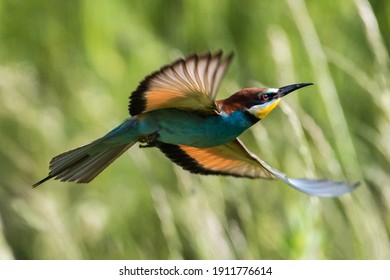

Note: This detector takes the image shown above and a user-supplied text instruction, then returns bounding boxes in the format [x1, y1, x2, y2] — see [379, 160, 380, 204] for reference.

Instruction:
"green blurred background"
[1, 0, 389, 259]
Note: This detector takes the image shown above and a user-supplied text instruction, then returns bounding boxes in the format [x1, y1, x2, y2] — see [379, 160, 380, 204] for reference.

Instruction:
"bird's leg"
[138, 132, 159, 148]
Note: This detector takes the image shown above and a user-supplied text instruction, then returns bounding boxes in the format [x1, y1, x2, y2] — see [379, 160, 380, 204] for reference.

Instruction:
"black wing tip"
[333, 180, 361, 196]
[209, 50, 235, 62]
[225, 51, 235, 64]
[353, 181, 361, 187]
[332, 180, 361, 197]
[336, 180, 360, 193]
[351, 181, 361, 190]
[175, 50, 234, 67]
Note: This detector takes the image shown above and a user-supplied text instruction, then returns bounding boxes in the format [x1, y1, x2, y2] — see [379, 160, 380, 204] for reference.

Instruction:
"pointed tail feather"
[33, 140, 136, 187]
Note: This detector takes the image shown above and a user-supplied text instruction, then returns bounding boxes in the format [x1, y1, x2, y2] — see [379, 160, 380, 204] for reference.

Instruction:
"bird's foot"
[139, 142, 156, 148]
[138, 132, 159, 148]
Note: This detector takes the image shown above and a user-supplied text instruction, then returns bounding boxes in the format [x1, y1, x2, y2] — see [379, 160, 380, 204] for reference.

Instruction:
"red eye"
[260, 94, 269, 101]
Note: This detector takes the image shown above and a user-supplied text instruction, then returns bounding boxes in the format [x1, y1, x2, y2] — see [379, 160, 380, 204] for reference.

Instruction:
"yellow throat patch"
[251, 99, 281, 119]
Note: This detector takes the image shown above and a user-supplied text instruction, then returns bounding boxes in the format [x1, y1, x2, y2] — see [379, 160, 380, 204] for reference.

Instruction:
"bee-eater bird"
[33, 51, 358, 196]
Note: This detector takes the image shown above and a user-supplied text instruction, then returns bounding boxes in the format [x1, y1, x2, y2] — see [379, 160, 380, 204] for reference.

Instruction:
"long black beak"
[278, 83, 313, 97]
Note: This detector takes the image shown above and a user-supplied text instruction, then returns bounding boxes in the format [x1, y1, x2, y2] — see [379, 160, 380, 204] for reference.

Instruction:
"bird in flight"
[34, 51, 358, 196]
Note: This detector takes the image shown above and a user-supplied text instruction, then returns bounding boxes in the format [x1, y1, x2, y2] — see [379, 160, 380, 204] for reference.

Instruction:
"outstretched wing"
[129, 50, 234, 116]
[158, 139, 276, 179]
[158, 139, 359, 197]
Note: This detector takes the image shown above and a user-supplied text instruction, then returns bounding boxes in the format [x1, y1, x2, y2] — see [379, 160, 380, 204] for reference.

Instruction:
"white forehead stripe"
[266, 88, 278, 93]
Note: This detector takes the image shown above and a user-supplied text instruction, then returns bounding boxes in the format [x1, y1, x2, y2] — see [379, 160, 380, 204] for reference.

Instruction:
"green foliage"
[0, 0, 389, 259]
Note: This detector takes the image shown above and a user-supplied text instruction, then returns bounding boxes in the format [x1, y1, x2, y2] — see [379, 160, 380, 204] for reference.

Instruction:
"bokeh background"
[1, 0, 389, 260]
